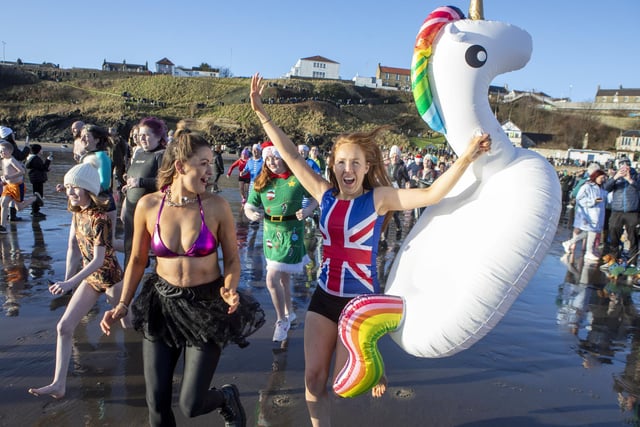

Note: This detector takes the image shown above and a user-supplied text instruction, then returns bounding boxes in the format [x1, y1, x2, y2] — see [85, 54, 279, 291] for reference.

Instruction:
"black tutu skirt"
[132, 274, 265, 349]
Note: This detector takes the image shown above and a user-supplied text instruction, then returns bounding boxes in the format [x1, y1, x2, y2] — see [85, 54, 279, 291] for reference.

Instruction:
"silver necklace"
[165, 188, 198, 207]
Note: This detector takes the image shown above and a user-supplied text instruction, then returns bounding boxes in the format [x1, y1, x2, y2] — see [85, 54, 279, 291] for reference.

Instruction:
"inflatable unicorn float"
[334, 0, 562, 397]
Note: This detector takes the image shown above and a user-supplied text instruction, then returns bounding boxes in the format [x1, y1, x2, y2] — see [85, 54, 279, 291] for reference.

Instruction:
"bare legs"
[304, 312, 338, 427]
[28, 283, 101, 399]
[28, 281, 130, 398]
[265, 269, 292, 322]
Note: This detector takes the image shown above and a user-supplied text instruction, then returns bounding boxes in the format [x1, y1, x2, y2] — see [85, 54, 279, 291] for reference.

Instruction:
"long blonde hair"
[156, 123, 211, 190]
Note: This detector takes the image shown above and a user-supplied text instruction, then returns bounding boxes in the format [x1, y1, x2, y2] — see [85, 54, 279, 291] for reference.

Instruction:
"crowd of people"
[560, 157, 640, 272]
[1, 73, 494, 427]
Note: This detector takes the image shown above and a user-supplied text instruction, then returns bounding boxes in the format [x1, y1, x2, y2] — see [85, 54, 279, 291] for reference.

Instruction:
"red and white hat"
[415, 154, 423, 163]
[261, 141, 281, 159]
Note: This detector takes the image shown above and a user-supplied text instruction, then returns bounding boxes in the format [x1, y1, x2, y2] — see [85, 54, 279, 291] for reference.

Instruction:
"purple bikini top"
[151, 194, 217, 258]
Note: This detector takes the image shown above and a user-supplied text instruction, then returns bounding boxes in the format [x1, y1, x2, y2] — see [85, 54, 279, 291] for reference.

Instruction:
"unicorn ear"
[447, 24, 468, 42]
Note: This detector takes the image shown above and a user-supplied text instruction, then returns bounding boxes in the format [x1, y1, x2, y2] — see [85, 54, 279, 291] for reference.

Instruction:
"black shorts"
[307, 286, 354, 324]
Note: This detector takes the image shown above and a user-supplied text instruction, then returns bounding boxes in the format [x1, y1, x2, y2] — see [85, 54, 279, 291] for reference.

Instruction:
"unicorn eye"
[465, 45, 487, 68]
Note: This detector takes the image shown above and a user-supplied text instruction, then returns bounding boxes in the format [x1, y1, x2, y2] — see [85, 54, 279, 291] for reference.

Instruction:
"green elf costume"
[246, 142, 312, 273]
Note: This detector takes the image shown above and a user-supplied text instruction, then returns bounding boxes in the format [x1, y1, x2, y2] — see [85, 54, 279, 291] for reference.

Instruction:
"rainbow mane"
[411, 6, 465, 134]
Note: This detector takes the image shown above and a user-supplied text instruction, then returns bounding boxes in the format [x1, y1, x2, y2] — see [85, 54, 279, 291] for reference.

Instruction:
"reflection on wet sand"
[558, 250, 640, 423]
[0, 229, 29, 317]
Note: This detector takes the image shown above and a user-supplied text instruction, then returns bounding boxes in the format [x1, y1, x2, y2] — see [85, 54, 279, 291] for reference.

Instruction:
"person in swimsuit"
[250, 72, 492, 427]
[100, 124, 264, 427]
[28, 163, 130, 399]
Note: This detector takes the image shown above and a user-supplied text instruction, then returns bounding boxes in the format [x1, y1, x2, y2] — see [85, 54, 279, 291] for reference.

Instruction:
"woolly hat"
[415, 154, 423, 163]
[389, 145, 401, 157]
[298, 144, 310, 153]
[0, 126, 13, 139]
[261, 141, 281, 159]
[252, 143, 262, 151]
[64, 163, 101, 195]
[586, 162, 601, 174]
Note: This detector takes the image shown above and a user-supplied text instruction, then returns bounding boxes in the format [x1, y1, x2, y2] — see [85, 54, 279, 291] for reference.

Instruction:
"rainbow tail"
[333, 294, 404, 398]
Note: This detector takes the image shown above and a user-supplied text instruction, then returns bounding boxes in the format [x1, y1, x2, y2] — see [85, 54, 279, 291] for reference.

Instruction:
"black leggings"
[143, 337, 224, 427]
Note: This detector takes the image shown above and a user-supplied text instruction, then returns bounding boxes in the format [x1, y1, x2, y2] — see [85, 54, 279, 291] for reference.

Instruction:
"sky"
[2, 1, 638, 103]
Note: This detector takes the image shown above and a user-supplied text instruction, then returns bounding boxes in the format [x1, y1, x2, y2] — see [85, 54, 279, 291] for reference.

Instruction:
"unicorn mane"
[411, 6, 464, 134]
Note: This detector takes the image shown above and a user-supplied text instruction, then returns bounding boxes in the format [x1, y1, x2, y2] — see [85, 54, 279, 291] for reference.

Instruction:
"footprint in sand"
[389, 387, 415, 400]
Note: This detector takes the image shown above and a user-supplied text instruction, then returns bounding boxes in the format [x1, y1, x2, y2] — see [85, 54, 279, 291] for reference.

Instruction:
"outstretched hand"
[463, 133, 492, 162]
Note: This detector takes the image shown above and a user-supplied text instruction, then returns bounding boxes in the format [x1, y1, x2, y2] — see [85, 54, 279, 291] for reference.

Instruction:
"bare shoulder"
[138, 191, 163, 210]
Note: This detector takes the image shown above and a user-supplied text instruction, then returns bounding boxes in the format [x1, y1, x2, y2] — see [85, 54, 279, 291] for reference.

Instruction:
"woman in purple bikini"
[101, 124, 264, 427]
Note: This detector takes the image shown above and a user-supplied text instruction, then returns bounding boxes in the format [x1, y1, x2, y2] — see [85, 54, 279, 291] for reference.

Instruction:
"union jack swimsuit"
[317, 189, 385, 297]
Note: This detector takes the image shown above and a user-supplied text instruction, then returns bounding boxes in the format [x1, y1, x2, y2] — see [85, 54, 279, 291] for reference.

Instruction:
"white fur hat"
[64, 163, 101, 195]
[0, 126, 13, 139]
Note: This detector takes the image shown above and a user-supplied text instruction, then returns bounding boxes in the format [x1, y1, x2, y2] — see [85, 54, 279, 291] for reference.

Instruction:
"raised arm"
[375, 133, 491, 214]
[250, 73, 331, 202]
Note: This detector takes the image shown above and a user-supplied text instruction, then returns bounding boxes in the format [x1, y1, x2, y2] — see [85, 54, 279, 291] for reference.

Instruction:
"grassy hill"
[0, 66, 633, 152]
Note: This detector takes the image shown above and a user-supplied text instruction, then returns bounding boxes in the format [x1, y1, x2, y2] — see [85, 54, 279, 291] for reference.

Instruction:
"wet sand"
[0, 149, 637, 426]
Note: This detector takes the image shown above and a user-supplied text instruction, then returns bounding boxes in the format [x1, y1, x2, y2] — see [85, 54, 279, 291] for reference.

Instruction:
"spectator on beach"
[421, 157, 437, 185]
[128, 124, 140, 159]
[250, 72, 491, 426]
[227, 148, 251, 205]
[70, 121, 85, 163]
[121, 117, 166, 269]
[298, 144, 322, 174]
[386, 145, 411, 238]
[309, 145, 326, 177]
[244, 141, 318, 342]
[562, 169, 607, 262]
[0, 141, 37, 234]
[1, 126, 31, 222]
[408, 154, 424, 187]
[246, 143, 264, 191]
[79, 124, 123, 252]
[28, 163, 130, 399]
[25, 144, 52, 219]
[602, 158, 640, 267]
[210, 144, 224, 192]
[109, 126, 128, 193]
[100, 125, 265, 427]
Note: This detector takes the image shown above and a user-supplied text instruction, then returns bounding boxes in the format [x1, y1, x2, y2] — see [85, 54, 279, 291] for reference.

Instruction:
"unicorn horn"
[469, 0, 484, 20]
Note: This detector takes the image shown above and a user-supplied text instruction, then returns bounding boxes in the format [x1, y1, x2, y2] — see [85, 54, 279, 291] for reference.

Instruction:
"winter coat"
[574, 181, 607, 232]
[25, 154, 50, 184]
[603, 170, 640, 212]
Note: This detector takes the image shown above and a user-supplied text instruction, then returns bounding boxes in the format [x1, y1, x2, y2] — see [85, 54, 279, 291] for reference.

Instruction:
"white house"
[286, 55, 340, 80]
[502, 120, 523, 147]
[172, 67, 220, 78]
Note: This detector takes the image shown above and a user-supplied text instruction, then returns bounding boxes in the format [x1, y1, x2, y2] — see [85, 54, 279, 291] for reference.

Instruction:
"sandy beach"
[0, 149, 638, 426]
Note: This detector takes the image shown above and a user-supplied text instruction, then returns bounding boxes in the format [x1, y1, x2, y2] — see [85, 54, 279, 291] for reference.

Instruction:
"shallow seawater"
[1, 150, 639, 426]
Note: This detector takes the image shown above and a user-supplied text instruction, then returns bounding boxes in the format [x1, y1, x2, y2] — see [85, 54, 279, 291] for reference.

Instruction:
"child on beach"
[25, 143, 53, 219]
[28, 163, 130, 399]
[0, 141, 37, 234]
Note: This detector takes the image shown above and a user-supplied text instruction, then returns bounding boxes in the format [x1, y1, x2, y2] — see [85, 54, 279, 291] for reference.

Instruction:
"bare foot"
[28, 384, 65, 399]
[371, 375, 387, 398]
